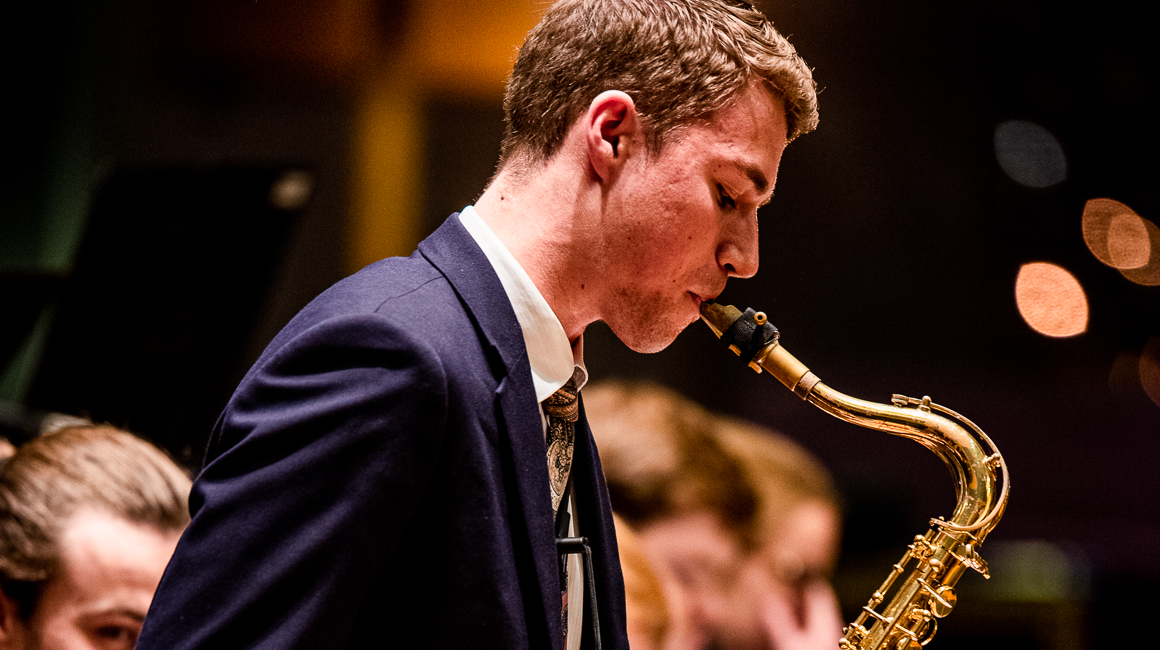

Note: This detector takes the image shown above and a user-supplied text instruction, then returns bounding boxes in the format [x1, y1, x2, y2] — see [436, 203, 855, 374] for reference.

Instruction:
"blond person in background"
[614, 513, 702, 650]
[0, 425, 191, 650]
[584, 381, 759, 649]
[614, 514, 671, 650]
[714, 418, 844, 650]
[585, 381, 842, 650]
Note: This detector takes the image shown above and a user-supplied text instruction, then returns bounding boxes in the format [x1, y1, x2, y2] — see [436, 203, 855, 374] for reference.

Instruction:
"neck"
[474, 155, 604, 343]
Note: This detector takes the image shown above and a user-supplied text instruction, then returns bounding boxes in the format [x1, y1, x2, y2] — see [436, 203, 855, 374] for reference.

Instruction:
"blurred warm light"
[349, 2, 542, 272]
[1141, 338, 1160, 409]
[269, 170, 315, 211]
[994, 120, 1067, 188]
[1015, 262, 1088, 338]
[1082, 198, 1151, 268]
[1119, 218, 1160, 287]
[1107, 213, 1151, 268]
[350, 73, 426, 273]
[410, 1, 544, 96]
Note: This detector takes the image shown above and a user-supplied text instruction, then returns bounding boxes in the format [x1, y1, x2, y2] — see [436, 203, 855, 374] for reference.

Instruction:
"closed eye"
[79, 612, 144, 650]
[92, 624, 138, 650]
[717, 184, 736, 210]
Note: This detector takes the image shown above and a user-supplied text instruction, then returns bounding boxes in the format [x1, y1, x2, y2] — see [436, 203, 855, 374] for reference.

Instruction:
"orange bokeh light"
[1119, 218, 1160, 287]
[1141, 338, 1160, 410]
[1015, 262, 1088, 338]
[1107, 213, 1151, 269]
[1082, 198, 1150, 269]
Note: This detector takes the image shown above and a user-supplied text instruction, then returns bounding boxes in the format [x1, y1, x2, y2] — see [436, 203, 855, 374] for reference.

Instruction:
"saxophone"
[700, 302, 1009, 650]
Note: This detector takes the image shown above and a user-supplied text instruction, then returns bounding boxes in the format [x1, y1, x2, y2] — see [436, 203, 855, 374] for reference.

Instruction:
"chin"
[622, 337, 675, 354]
[614, 317, 689, 354]
[605, 294, 700, 353]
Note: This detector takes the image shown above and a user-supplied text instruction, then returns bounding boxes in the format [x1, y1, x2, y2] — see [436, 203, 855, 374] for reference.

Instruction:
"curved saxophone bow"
[700, 302, 1009, 650]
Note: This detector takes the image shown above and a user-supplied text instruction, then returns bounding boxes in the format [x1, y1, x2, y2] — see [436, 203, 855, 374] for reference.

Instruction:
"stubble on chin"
[607, 293, 695, 354]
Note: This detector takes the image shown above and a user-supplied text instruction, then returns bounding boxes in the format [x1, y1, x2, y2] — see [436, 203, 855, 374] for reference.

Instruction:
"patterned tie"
[543, 369, 582, 520]
[543, 367, 583, 642]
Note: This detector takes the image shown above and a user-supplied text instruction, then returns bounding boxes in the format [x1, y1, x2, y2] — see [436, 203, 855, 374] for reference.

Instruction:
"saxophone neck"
[699, 300, 1009, 537]
[700, 301, 817, 398]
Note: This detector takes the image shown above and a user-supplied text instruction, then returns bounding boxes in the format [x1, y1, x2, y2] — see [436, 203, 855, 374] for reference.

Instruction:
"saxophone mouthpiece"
[700, 301, 812, 394]
[699, 300, 745, 338]
[700, 301, 779, 363]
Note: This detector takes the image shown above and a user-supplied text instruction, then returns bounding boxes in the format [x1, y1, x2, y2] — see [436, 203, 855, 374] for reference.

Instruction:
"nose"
[717, 210, 760, 278]
[683, 590, 714, 633]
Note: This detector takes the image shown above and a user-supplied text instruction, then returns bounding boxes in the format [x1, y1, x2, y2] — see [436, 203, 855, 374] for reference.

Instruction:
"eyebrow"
[80, 605, 147, 623]
[744, 165, 769, 194]
[743, 164, 777, 207]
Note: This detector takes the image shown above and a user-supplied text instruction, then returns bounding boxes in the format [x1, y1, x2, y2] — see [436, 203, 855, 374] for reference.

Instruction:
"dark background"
[3, 1, 1156, 648]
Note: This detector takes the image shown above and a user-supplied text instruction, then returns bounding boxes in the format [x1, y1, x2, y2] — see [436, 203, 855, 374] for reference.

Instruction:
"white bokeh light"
[995, 120, 1067, 188]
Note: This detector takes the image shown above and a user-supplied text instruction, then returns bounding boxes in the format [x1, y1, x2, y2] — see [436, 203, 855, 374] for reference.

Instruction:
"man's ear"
[0, 587, 29, 649]
[585, 90, 640, 182]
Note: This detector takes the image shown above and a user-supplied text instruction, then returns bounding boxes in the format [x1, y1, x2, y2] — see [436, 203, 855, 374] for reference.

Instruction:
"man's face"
[12, 509, 180, 650]
[598, 81, 788, 353]
[732, 501, 842, 650]
[639, 504, 841, 650]
[764, 501, 840, 598]
[638, 510, 751, 649]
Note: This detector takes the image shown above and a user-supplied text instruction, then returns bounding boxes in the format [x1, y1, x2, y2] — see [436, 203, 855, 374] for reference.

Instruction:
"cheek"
[35, 614, 90, 650]
[620, 212, 712, 280]
[27, 580, 84, 648]
[607, 181, 720, 302]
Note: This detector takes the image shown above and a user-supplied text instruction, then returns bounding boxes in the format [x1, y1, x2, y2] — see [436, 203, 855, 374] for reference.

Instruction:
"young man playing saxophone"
[137, 1, 818, 648]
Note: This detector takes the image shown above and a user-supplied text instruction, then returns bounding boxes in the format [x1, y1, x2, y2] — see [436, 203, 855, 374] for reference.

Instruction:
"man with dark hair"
[138, 1, 818, 648]
[0, 425, 192, 650]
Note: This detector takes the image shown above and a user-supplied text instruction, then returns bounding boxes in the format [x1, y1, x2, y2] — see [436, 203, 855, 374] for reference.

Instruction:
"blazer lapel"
[419, 215, 563, 645]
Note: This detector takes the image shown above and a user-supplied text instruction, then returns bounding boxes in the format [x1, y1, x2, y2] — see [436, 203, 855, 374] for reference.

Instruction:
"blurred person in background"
[585, 381, 841, 650]
[614, 513, 669, 650]
[714, 418, 843, 650]
[584, 381, 758, 649]
[614, 513, 700, 650]
[0, 424, 191, 650]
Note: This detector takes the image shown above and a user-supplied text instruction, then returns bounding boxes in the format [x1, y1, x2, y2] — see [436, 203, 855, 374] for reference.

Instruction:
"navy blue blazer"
[138, 216, 629, 649]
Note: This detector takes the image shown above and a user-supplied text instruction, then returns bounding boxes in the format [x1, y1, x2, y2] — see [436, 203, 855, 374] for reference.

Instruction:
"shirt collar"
[459, 206, 586, 402]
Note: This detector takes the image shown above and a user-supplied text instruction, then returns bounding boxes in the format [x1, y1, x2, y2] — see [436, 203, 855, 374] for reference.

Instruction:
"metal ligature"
[700, 301, 1009, 650]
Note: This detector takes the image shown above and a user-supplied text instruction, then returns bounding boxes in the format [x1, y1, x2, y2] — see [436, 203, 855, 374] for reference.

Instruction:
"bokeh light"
[1106, 214, 1151, 269]
[1141, 338, 1160, 409]
[1082, 198, 1151, 269]
[269, 169, 315, 211]
[1119, 218, 1160, 287]
[1108, 352, 1141, 396]
[994, 120, 1068, 188]
[1015, 262, 1088, 338]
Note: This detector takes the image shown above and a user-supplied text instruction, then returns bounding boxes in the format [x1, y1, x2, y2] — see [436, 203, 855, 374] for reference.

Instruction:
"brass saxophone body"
[700, 302, 1009, 650]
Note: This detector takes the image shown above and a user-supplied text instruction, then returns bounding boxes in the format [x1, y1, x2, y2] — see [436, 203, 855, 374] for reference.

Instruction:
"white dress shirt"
[459, 206, 586, 648]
